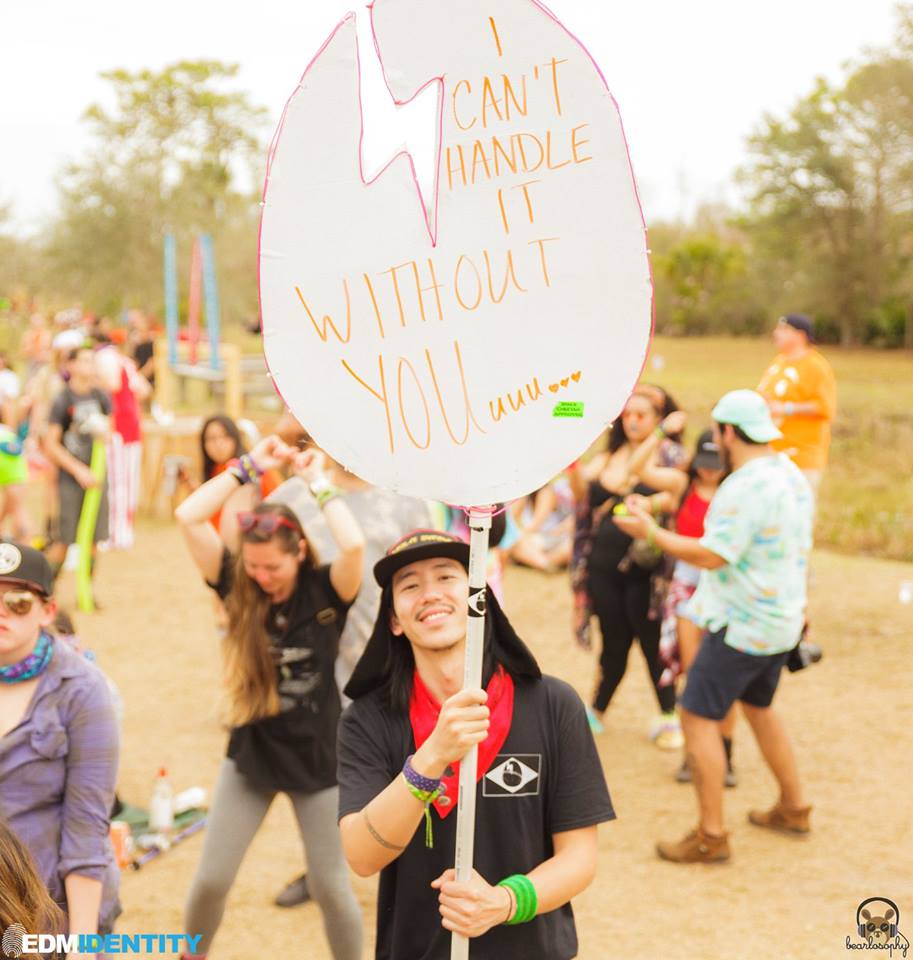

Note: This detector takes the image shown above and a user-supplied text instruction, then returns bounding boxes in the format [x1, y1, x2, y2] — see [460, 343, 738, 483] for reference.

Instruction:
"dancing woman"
[174, 435, 363, 960]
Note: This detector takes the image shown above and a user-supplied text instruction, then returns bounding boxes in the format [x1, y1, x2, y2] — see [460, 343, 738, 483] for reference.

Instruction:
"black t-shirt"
[338, 675, 615, 960]
[587, 478, 657, 577]
[49, 386, 112, 482]
[210, 551, 350, 792]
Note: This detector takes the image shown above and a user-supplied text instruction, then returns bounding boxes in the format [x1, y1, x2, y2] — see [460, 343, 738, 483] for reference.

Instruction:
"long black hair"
[200, 414, 246, 481]
[375, 585, 498, 712]
[347, 582, 541, 710]
[607, 383, 683, 452]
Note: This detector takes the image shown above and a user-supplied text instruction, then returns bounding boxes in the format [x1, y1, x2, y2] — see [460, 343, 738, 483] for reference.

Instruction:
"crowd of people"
[0, 310, 837, 958]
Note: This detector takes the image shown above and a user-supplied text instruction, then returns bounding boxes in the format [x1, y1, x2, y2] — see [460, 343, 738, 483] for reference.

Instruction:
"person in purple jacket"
[0, 542, 120, 946]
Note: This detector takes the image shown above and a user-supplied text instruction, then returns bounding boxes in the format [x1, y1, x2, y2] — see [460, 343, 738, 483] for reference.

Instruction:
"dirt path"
[65, 524, 912, 959]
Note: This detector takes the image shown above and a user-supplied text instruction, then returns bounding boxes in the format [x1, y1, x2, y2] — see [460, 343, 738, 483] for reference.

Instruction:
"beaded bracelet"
[226, 458, 245, 484]
[498, 874, 538, 925]
[239, 453, 263, 484]
[403, 755, 446, 849]
[646, 522, 659, 548]
[226, 455, 262, 485]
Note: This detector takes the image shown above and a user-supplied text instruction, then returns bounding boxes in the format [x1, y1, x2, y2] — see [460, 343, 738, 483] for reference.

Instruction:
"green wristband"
[498, 874, 538, 924]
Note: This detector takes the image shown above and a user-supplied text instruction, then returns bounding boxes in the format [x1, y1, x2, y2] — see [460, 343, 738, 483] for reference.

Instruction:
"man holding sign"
[337, 530, 613, 959]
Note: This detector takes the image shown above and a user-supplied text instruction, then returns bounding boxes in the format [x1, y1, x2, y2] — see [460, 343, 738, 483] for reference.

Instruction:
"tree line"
[2, 5, 912, 347]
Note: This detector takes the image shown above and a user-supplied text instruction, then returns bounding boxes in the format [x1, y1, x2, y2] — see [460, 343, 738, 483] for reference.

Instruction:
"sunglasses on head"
[237, 512, 301, 536]
[0, 589, 43, 616]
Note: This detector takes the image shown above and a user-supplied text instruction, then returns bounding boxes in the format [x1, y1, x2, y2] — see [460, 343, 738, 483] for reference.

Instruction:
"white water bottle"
[148, 767, 174, 834]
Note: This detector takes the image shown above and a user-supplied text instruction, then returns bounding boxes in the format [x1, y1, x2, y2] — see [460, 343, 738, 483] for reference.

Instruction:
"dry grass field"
[58, 520, 912, 960]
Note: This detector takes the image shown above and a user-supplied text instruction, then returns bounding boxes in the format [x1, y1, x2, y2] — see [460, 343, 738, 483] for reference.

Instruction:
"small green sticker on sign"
[553, 401, 584, 418]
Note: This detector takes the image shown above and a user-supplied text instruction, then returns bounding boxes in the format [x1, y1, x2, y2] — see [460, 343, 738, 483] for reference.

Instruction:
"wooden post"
[222, 343, 243, 420]
[153, 338, 175, 415]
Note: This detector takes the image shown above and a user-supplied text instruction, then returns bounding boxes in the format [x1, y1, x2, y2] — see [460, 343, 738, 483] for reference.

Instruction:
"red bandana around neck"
[409, 666, 515, 818]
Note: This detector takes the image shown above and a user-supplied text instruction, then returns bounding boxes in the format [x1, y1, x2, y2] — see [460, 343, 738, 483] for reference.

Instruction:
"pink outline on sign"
[257, 0, 656, 450]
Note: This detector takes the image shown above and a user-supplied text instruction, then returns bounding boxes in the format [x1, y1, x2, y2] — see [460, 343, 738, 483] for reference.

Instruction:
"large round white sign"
[260, 0, 652, 505]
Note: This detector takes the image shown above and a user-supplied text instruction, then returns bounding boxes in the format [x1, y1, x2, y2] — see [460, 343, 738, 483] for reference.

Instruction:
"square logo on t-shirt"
[483, 754, 541, 797]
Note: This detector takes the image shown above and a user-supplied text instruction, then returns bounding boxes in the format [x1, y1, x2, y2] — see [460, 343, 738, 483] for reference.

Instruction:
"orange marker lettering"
[452, 80, 476, 131]
[397, 357, 432, 450]
[545, 129, 571, 170]
[571, 123, 593, 164]
[425, 341, 487, 445]
[295, 281, 351, 344]
[528, 237, 560, 287]
[454, 254, 483, 311]
[489, 16, 503, 56]
[483, 248, 527, 303]
[446, 144, 467, 190]
[341, 355, 394, 454]
[481, 75, 504, 128]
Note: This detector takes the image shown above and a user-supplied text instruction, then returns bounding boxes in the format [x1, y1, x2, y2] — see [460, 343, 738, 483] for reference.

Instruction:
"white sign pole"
[451, 505, 492, 960]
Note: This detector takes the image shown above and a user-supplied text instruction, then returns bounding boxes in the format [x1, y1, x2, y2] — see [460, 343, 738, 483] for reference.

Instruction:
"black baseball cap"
[692, 429, 723, 471]
[373, 530, 469, 588]
[0, 542, 54, 597]
[779, 313, 815, 343]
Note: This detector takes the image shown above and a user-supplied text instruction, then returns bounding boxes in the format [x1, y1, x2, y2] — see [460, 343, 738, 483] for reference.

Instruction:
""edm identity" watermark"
[1, 924, 202, 958]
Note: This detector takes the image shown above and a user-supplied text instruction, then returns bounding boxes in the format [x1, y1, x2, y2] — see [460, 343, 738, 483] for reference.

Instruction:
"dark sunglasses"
[237, 512, 301, 536]
[0, 589, 43, 616]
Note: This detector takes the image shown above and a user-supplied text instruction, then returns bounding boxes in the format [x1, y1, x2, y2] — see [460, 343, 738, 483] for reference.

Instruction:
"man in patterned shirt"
[614, 390, 814, 863]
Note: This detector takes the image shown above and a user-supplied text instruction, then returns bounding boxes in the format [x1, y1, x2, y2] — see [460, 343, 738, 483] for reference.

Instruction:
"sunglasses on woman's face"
[237, 512, 300, 536]
[0, 589, 42, 616]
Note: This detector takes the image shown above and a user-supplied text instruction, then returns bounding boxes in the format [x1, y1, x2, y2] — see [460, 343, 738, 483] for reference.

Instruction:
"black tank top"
[587, 478, 657, 576]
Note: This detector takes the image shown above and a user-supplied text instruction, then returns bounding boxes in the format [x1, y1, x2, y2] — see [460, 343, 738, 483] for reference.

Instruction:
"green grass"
[645, 336, 913, 563]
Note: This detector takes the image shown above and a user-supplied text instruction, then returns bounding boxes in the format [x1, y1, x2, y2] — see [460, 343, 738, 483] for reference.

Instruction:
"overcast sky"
[1, 0, 901, 233]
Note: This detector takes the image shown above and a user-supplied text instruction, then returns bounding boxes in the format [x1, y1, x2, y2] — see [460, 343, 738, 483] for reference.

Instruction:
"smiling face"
[241, 538, 305, 602]
[0, 586, 56, 665]
[621, 393, 661, 444]
[203, 421, 240, 467]
[389, 557, 469, 652]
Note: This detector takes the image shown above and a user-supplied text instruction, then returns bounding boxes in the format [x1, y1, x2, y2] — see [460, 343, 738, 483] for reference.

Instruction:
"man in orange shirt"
[757, 314, 836, 499]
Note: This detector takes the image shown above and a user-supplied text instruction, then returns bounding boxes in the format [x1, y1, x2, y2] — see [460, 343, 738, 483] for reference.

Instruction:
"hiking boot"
[274, 872, 311, 908]
[748, 802, 811, 835]
[656, 827, 730, 863]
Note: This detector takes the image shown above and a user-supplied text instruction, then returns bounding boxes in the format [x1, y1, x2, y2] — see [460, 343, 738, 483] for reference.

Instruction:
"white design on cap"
[0, 543, 22, 576]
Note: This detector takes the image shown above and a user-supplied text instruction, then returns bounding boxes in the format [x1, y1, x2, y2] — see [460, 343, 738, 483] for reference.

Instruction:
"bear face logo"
[861, 907, 895, 945]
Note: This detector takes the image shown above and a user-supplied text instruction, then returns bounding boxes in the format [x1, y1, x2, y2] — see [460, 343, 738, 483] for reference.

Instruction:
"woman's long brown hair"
[0, 820, 64, 958]
[223, 503, 318, 726]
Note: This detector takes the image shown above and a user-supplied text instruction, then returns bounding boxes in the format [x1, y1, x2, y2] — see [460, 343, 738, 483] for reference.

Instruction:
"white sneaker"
[650, 713, 684, 751]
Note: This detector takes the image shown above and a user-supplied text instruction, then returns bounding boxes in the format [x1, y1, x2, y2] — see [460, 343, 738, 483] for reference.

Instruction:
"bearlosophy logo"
[2, 924, 27, 959]
[847, 898, 910, 958]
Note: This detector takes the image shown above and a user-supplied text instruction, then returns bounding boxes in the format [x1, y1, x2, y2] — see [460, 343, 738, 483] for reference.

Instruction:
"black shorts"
[680, 628, 789, 721]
